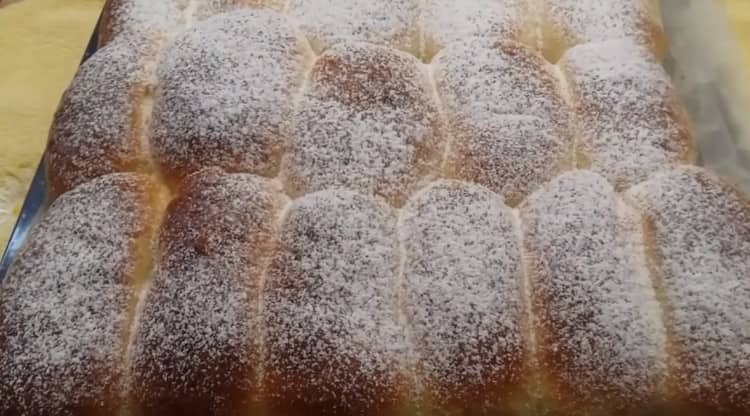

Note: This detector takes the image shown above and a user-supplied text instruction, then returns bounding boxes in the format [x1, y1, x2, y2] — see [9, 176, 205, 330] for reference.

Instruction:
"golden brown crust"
[540, 0, 667, 62]
[399, 180, 529, 414]
[262, 190, 409, 416]
[45, 39, 153, 198]
[522, 170, 668, 415]
[282, 42, 442, 207]
[129, 168, 280, 416]
[0, 173, 161, 416]
[149, 10, 312, 187]
[625, 167, 750, 416]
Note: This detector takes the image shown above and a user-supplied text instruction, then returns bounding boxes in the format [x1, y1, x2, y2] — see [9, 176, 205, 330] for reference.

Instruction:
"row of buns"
[47, 1, 688, 208]
[1, 165, 748, 415]
[2, 0, 748, 415]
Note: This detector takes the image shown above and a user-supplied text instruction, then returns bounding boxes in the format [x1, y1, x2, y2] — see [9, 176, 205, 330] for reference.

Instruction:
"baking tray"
[2, 2, 750, 283]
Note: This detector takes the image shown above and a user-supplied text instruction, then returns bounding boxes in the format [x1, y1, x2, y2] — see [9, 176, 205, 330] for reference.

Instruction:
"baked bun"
[8, 2, 748, 415]
[287, 0, 420, 54]
[540, 0, 667, 61]
[400, 180, 529, 414]
[45, 40, 153, 197]
[263, 190, 409, 416]
[150, 9, 313, 188]
[0, 173, 164, 416]
[559, 39, 695, 190]
[99, 0, 183, 47]
[192, 0, 286, 21]
[129, 169, 282, 416]
[520, 170, 667, 415]
[420, 0, 534, 60]
[625, 166, 750, 415]
[282, 42, 442, 207]
[433, 38, 574, 206]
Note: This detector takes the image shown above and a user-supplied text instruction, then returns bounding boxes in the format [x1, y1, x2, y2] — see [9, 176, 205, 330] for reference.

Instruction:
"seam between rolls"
[620, 192, 677, 405]
[394, 206, 422, 409]
[118, 183, 171, 415]
[254, 194, 292, 405]
[512, 207, 542, 414]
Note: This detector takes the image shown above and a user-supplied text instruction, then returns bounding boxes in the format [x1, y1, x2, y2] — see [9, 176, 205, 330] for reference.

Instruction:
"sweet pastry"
[263, 189, 408, 415]
[540, 0, 667, 61]
[0, 173, 164, 416]
[150, 10, 313, 188]
[129, 169, 282, 416]
[521, 170, 667, 415]
[2, 1, 748, 415]
[281, 41, 442, 207]
[98, 0, 184, 47]
[399, 180, 528, 414]
[420, 0, 533, 60]
[46, 39, 154, 197]
[286, 0, 420, 54]
[625, 166, 750, 415]
[559, 39, 695, 190]
[433, 38, 574, 206]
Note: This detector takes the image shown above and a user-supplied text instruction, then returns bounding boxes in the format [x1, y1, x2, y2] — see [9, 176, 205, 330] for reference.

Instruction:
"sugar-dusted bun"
[282, 42, 442, 207]
[150, 10, 313, 188]
[399, 180, 529, 414]
[0, 173, 164, 416]
[420, 0, 534, 60]
[625, 166, 750, 416]
[99, 0, 184, 47]
[559, 39, 695, 190]
[540, 0, 667, 61]
[192, 0, 285, 21]
[263, 190, 409, 416]
[520, 170, 667, 415]
[433, 39, 574, 206]
[129, 168, 282, 416]
[287, 0, 420, 54]
[45, 39, 154, 197]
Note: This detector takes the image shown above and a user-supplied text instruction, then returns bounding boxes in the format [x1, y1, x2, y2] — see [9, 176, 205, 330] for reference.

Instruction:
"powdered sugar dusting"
[420, 0, 530, 59]
[521, 170, 667, 413]
[445, 114, 573, 207]
[400, 180, 526, 411]
[263, 190, 408, 414]
[287, 0, 420, 54]
[434, 39, 568, 128]
[282, 42, 442, 207]
[433, 38, 573, 205]
[99, 0, 186, 47]
[0, 173, 158, 415]
[192, 0, 286, 21]
[129, 169, 280, 413]
[46, 40, 153, 196]
[560, 39, 695, 190]
[625, 166, 750, 413]
[541, 0, 661, 51]
[150, 9, 313, 184]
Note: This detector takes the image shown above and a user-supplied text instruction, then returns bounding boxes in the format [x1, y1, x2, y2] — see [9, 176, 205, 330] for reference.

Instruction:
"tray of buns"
[0, 1, 748, 415]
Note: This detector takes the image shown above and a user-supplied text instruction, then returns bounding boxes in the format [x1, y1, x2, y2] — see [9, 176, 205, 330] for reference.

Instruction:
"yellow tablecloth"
[0, 0, 104, 248]
[1, 0, 750, 249]
[724, 0, 750, 71]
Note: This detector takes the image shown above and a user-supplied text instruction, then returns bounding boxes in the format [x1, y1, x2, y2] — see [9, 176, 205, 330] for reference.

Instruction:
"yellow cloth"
[0, 0, 104, 249]
[724, 0, 750, 74]
[0, 0, 749, 250]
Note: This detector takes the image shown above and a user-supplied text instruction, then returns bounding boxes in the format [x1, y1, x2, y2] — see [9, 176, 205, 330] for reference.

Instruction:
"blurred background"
[1, 0, 750, 249]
